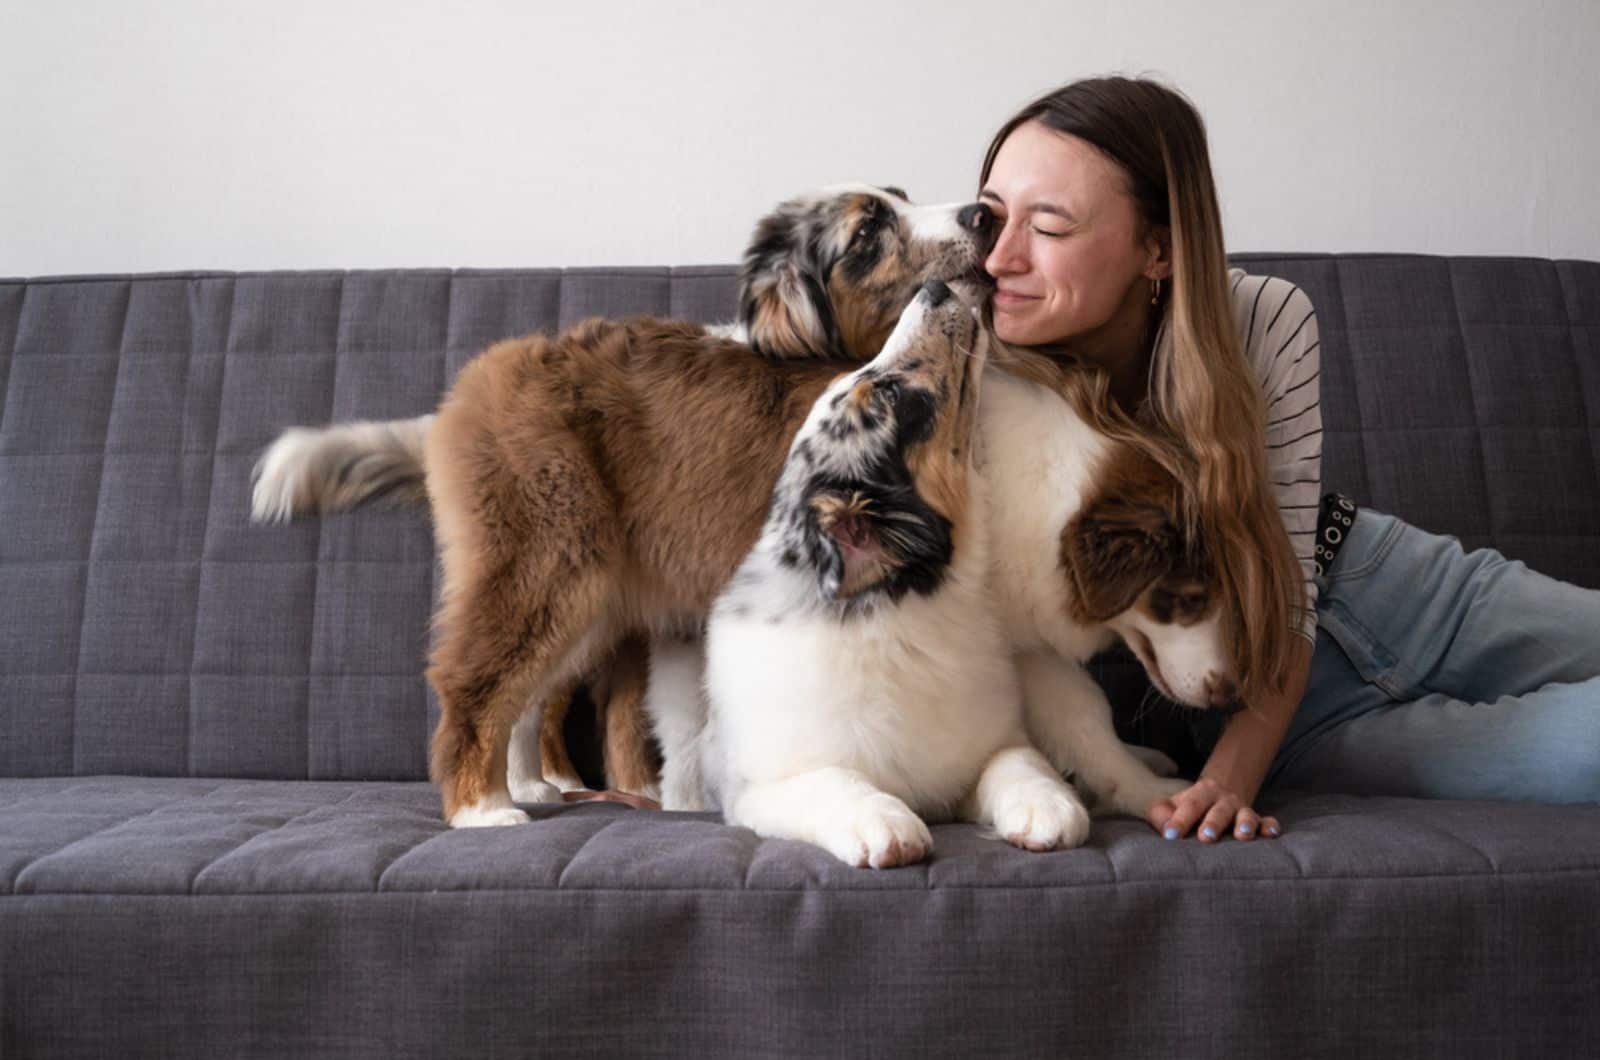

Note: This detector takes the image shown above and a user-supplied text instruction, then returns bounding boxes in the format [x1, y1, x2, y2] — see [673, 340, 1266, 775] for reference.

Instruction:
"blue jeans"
[1202, 509, 1600, 802]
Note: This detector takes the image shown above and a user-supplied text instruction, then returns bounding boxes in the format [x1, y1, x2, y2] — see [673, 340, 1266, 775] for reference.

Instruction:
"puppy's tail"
[250, 414, 433, 523]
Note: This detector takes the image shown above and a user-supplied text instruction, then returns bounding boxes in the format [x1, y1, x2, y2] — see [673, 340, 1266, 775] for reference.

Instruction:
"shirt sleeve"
[1229, 269, 1322, 643]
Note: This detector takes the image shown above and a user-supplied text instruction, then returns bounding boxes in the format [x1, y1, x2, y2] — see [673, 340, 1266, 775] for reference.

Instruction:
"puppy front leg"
[1018, 650, 1186, 820]
[729, 768, 933, 869]
[963, 746, 1091, 851]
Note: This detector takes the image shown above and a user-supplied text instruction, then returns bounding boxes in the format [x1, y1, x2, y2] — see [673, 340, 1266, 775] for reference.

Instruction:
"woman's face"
[980, 120, 1165, 349]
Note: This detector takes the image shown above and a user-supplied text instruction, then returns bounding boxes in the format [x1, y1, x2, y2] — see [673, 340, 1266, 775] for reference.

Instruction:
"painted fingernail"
[1265, 824, 1280, 837]
[1163, 827, 1180, 840]
[1201, 826, 1218, 841]
[1239, 823, 1255, 837]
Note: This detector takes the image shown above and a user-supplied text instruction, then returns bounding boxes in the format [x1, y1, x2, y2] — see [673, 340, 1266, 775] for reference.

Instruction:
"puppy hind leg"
[644, 636, 711, 811]
[962, 745, 1091, 852]
[601, 635, 662, 802]
[428, 565, 618, 827]
[529, 681, 587, 795]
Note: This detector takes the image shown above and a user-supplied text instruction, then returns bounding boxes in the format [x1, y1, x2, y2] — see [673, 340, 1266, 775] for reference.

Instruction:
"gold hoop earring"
[1150, 278, 1161, 306]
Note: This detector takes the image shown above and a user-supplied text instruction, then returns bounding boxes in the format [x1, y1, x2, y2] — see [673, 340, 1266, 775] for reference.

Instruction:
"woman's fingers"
[1160, 783, 1216, 839]
[1196, 798, 1241, 843]
[1231, 807, 1261, 841]
[1151, 780, 1283, 841]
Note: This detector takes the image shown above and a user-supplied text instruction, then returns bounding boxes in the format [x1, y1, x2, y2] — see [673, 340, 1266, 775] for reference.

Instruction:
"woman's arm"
[1146, 632, 1312, 841]
[1143, 272, 1325, 842]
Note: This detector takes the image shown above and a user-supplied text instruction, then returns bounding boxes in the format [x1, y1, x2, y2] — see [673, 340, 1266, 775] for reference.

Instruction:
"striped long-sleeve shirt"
[1228, 268, 1323, 642]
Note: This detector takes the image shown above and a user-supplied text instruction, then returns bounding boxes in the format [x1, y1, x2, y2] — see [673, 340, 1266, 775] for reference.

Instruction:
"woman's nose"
[984, 217, 1027, 276]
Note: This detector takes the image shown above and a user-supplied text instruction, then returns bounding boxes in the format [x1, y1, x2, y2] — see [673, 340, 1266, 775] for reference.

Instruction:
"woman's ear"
[1143, 224, 1173, 281]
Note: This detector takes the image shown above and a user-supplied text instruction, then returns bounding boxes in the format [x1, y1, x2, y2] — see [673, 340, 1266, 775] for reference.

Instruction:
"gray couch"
[2, 256, 1598, 1057]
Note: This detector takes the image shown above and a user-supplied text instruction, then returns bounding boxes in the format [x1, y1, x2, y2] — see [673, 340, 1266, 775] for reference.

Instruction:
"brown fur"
[1059, 441, 1220, 626]
[425, 317, 857, 819]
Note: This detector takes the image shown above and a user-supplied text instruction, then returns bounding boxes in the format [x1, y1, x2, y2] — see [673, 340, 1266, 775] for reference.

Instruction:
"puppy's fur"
[981, 364, 1233, 819]
[252, 185, 997, 826]
[698, 283, 1089, 868]
[649, 358, 1235, 824]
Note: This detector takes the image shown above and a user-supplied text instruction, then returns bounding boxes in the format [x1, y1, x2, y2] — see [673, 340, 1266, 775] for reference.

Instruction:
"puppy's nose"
[919, 279, 952, 307]
[1204, 673, 1239, 709]
[957, 202, 997, 253]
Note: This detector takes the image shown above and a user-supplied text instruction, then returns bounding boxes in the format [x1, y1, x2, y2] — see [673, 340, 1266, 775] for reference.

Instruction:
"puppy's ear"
[1061, 495, 1179, 621]
[742, 260, 839, 360]
[810, 490, 893, 599]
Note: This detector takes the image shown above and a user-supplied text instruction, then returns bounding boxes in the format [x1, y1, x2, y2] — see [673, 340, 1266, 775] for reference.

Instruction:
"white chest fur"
[707, 485, 1022, 821]
[976, 371, 1117, 662]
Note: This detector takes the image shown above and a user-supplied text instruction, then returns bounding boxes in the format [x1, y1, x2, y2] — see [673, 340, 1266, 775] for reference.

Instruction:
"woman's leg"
[1271, 673, 1600, 802]
[1266, 509, 1600, 802]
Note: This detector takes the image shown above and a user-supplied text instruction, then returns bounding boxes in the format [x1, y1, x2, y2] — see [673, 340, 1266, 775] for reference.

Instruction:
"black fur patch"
[795, 418, 954, 606]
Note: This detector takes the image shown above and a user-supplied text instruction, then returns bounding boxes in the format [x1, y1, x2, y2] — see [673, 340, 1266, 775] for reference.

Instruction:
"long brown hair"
[981, 76, 1303, 702]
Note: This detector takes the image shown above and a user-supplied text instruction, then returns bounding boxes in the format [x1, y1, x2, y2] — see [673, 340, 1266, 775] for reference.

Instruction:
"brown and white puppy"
[980, 362, 1236, 820]
[250, 185, 994, 524]
[251, 185, 999, 825]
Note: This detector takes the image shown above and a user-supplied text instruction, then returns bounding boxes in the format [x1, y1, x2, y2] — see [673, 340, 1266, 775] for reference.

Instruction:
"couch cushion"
[2, 777, 1597, 1057]
[1, 776, 1597, 895]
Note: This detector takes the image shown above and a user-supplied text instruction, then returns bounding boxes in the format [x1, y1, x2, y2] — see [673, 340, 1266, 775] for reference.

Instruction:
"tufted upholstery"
[2, 258, 1598, 1057]
[3, 257, 1597, 781]
[0, 268, 736, 779]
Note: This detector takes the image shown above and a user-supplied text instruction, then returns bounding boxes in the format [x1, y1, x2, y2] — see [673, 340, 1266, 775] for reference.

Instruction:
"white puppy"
[693, 281, 1090, 869]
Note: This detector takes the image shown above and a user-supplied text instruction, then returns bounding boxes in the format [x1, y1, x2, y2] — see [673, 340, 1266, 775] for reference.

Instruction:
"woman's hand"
[1145, 778, 1280, 842]
[1147, 635, 1312, 842]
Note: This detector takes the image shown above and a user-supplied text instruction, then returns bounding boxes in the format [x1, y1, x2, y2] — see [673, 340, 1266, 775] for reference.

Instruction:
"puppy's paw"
[820, 793, 933, 869]
[1126, 743, 1181, 778]
[449, 803, 532, 828]
[992, 779, 1091, 852]
[507, 778, 565, 805]
[542, 771, 589, 795]
[1112, 776, 1190, 821]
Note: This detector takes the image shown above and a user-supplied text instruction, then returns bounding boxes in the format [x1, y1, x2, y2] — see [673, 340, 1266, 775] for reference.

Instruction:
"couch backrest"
[1, 256, 1596, 780]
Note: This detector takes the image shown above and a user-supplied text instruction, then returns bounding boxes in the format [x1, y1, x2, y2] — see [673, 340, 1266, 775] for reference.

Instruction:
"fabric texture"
[1, 776, 1598, 1057]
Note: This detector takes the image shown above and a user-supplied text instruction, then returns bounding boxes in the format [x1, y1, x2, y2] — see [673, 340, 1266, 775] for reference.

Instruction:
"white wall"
[3, 0, 1597, 275]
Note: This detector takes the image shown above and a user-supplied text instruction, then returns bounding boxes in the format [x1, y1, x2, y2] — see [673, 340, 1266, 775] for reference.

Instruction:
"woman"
[978, 77, 1600, 843]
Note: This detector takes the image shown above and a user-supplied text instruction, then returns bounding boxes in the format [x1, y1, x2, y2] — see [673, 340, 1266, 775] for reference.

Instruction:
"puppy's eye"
[1180, 592, 1208, 613]
[850, 221, 877, 249]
